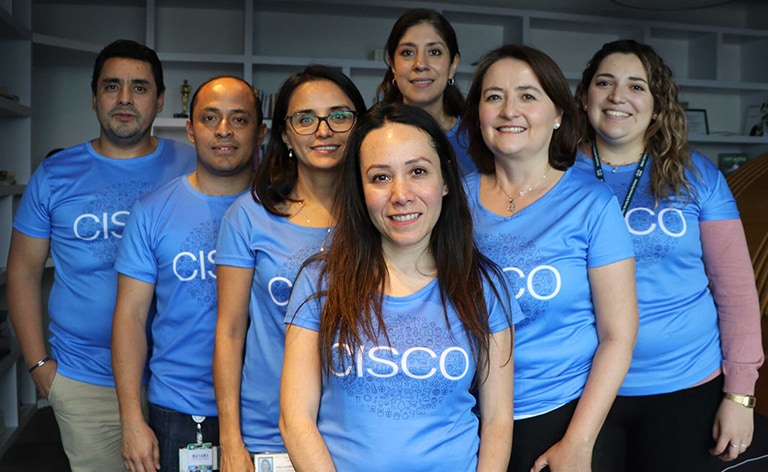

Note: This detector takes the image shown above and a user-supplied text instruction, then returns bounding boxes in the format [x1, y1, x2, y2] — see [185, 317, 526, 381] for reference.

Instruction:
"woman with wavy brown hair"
[574, 39, 763, 471]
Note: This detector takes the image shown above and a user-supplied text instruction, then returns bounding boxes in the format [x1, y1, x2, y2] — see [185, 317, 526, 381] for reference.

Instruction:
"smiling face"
[92, 57, 164, 147]
[584, 52, 655, 149]
[186, 77, 264, 178]
[390, 22, 459, 112]
[281, 79, 356, 174]
[478, 58, 562, 162]
[360, 121, 448, 258]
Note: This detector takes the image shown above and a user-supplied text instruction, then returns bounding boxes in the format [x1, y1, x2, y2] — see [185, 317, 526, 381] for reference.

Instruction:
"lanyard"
[591, 142, 648, 215]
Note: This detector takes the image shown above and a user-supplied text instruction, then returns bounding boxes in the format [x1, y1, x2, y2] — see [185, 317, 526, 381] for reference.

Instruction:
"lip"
[496, 125, 526, 133]
[111, 112, 136, 122]
[409, 78, 435, 88]
[604, 109, 632, 118]
[310, 144, 341, 153]
[389, 212, 421, 225]
[212, 143, 238, 152]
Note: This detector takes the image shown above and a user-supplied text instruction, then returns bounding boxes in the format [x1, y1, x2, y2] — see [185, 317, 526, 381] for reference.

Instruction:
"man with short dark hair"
[7, 39, 195, 471]
[112, 76, 266, 472]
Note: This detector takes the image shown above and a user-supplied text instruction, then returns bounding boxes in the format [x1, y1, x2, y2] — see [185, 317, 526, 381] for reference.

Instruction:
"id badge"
[178, 442, 219, 471]
[254, 452, 295, 472]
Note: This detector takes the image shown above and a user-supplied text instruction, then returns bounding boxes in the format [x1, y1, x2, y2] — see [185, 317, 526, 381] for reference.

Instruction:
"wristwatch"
[724, 392, 756, 409]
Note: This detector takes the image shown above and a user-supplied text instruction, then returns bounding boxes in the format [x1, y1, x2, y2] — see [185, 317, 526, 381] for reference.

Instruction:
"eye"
[483, 93, 502, 102]
[370, 173, 391, 183]
[232, 115, 249, 125]
[133, 85, 147, 93]
[104, 84, 118, 91]
[411, 167, 428, 177]
[428, 48, 442, 57]
[298, 114, 316, 124]
[631, 84, 646, 92]
[595, 80, 612, 87]
[398, 48, 415, 58]
[521, 93, 537, 101]
[202, 114, 218, 123]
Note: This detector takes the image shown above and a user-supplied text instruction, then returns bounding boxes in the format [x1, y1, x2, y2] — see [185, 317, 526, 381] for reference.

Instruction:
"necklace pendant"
[611, 166, 618, 173]
[506, 199, 516, 212]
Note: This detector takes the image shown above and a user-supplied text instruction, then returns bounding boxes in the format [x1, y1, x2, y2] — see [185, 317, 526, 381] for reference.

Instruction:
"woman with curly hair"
[574, 39, 763, 471]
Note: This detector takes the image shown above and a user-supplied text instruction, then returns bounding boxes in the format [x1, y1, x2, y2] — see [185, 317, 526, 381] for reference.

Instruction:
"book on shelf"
[718, 152, 749, 176]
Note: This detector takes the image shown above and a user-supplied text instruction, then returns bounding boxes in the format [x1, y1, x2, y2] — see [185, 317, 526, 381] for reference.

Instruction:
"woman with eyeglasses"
[213, 65, 367, 472]
[377, 8, 476, 175]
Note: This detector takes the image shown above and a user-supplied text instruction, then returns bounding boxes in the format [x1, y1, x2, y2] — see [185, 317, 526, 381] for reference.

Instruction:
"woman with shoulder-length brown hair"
[461, 44, 639, 472]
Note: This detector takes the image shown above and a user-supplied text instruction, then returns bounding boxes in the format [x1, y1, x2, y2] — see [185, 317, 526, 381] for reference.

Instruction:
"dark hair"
[309, 102, 511, 380]
[574, 39, 693, 202]
[376, 9, 465, 118]
[252, 65, 367, 217]
[188, 76, 263, 125]
[461, 44, 580, 174]
[91, 39, 165, 96]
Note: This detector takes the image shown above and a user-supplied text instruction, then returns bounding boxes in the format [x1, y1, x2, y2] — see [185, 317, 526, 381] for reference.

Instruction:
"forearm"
[564, 337, 633, 448]
[701, 219, 764, 394]
[213, 332, 246, 449]
[477, 416, 513, 472]
[112, 315, 149, 424]
[7, 233, 49, 368]
[279, 415, 335, 472]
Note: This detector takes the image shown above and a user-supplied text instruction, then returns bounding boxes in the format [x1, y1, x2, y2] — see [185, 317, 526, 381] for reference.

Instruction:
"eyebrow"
[289, 105, 352, 115]
[595, 72, 648, 84]
[398, 41, 447, 48]
[100, 77, 152, 87]
[365, 156, 432, 172]
[200, 107, 252, 116]
[482, 84, 544, 95]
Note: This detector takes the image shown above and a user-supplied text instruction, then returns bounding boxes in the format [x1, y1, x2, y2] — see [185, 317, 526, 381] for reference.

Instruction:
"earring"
[392, 78, 397, 86]
[447, 77, 455, 86]
[288, 149, 294, 159]
[554, 122, 561, 130]
[652, 113, 658, 120]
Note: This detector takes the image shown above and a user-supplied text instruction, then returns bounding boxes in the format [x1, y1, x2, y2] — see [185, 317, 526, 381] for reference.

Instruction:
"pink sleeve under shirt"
[700, 218, 764, 395]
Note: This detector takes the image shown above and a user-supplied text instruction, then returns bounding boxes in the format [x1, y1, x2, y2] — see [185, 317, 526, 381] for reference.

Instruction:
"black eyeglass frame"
[284, 110, 357, 135]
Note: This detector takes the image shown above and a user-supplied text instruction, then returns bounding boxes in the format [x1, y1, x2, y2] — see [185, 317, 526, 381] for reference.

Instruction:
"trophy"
[174, 79, 191, 118]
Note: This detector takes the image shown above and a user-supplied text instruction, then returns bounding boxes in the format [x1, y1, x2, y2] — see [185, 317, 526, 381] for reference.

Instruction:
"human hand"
[709, 397, 754, 461]
[30, 359, 57, 398]
[121, 419, 160, 472]
[531, 438, 592, 472]
[219, 442, 255, 472]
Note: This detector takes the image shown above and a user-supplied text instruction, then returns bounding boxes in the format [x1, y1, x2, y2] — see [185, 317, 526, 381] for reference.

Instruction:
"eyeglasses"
[285, 110, 357, 135]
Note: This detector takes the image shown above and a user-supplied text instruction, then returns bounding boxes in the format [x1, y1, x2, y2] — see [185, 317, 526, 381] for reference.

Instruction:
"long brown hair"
[303, 102, 511, 380]
[574, 40, 695, 202]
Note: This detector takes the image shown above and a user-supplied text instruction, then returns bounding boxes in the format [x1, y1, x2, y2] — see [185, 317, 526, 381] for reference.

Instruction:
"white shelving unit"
[0, 0, 37, 458]
[26, 0, 768, 163]
[1, 0, 765, 456]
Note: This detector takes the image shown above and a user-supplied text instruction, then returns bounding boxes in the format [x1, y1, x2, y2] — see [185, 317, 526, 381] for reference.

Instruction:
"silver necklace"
[496, 166, 551, 213]
[293, 200, 332, 252]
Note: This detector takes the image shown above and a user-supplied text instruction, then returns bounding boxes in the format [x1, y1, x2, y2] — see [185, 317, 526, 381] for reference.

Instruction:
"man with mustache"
[7, 39, 195, 471]
[112, 76, 266, 472]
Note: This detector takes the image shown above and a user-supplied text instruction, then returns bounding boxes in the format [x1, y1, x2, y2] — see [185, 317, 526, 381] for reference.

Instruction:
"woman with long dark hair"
[213, 65, 367, 472]
[280, 103, 515, 471]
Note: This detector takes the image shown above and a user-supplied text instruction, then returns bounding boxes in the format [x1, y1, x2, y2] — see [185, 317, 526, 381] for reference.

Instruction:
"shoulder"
[137, 175, 187, 206]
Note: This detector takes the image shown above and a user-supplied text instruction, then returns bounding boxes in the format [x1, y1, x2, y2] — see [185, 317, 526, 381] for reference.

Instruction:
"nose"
[608, 87, 625, 103]
[413, 50, 428, 71]
[315, 118, 333, 138]
[391, 176, 413, 205]
[216, 118, 233, 137]
[117, 87, 133, 105]
[500, 98, 518, 119]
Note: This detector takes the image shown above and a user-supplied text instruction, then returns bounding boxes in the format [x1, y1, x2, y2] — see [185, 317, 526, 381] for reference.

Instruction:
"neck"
[494, 153, 551, 189]
[383, 243, 436, 296]
[92, 134, 157, 159]
[293, 168, 338, 211]
[415, 100, 454, 131]
[188, 168, 252, 197]
[594, 136, 645, 166]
